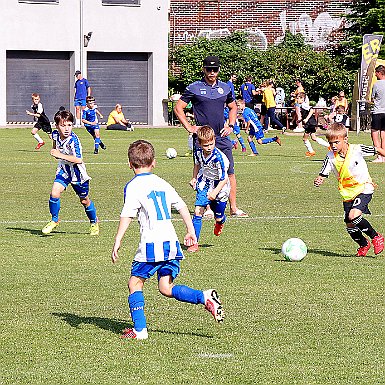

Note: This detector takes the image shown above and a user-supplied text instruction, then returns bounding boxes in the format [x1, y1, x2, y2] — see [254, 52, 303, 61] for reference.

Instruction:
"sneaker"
[100, 143, 106, 150]
[293, 127, 305, 133]
[187, 243, 199, 253]
[231, 209, 248, 218]
[372, 233, 384, 255]
[214, 222, 225, 236]
[232, 141, 238, 150]
[282, 127, 287, 134]
[90, 222, 99, 236]
[203, 289, 224, 323]
[42, 220, 59, 235]
[241, 147, 247, 153]
[35, 141, 45, 150]
[121, 327, 148, 340]
[305, 151, 316, 157]
[94, 148, 99, 154]
[356, 240, 371, 257]
[275, 136, 282, 146]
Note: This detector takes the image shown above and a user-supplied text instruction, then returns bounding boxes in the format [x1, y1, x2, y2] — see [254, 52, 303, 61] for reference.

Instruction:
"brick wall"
[169, 0, 350, 49]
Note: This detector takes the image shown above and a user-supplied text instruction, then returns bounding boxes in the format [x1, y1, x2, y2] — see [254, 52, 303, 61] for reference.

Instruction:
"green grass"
[0, 127, 384, 384]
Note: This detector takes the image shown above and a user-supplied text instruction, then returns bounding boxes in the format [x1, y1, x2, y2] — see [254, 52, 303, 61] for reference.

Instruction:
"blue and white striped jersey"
[52, 130, 91, 185]
[194, 147, 230, 202]
[120, 173, 186, 263]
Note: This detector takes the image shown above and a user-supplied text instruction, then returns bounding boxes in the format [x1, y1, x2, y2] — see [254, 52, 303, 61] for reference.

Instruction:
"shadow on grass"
[6, 227, 85, 236]
[181, 243, 213, 251]
[261, 246, 355, 259]
[52, 312, 213, 338]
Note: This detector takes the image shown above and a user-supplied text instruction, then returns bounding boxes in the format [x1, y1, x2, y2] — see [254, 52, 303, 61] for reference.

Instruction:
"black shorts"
[304, 124, 317, 134]
[371, 113, 385, 130]
[35, 121, 52, 134]
[343, 193, 372, 223]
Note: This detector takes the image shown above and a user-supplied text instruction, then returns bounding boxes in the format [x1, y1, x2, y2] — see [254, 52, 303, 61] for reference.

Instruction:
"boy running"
[314, 123, 385, 257]
[112, 139, 224, 340]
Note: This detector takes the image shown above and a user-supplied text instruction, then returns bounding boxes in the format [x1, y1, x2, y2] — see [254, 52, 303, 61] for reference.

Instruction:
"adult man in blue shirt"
[74, 70, 91, 128]
[240, 76, 257, 109]
[174, 56, 248, 218]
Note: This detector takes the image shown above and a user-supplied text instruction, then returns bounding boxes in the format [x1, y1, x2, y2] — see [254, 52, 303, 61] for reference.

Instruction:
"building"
[170, 0, 351, 50]
[0, 0, 168, 125]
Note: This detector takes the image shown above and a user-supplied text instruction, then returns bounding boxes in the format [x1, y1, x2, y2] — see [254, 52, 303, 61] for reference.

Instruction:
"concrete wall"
[0, 0, 168, 125]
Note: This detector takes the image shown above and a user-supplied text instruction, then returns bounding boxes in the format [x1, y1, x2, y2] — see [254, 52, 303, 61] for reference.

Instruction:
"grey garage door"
[6, 51, 71, 122]
[87, 52, 149, 124]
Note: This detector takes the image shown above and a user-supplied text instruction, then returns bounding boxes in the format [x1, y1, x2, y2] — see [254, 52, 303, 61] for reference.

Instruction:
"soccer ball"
[281, 238, 307, 262]
[166, 148, 177, 159]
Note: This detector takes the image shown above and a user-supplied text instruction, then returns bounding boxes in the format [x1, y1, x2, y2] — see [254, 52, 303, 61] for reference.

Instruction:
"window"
[102, 0, 140, 5]
[19, 0, 58, 3]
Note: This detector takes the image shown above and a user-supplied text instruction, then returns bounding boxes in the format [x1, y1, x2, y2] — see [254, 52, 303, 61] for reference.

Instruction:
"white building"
[0, 0, 169, 126]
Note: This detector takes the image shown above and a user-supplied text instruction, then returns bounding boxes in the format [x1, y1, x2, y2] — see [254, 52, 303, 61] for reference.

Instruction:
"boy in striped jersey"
[187, 126, 230, 253]
[41, 110, 99, 236]
[111, 140, 224, 340]
[314, 123, 385, 257]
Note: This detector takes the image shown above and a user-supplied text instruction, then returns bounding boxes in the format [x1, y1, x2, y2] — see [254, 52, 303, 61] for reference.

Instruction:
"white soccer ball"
[281, 238, 307, 262]
[166, 147, 177, 159]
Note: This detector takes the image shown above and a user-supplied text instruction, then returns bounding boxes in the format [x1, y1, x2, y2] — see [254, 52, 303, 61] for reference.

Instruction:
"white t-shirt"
[372, 79, 385, 114]
[121, 173, 186, 262]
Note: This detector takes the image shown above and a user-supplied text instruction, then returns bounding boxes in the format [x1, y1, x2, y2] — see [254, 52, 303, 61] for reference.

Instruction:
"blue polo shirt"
[226, 80, 236, 99]
[74, 78, 90, 100]
[180, 78, 234, 136]
[239, 82, 256, 103]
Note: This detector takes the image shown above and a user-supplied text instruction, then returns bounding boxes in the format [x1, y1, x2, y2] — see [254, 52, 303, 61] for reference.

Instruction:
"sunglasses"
[205, 67, 219, 73]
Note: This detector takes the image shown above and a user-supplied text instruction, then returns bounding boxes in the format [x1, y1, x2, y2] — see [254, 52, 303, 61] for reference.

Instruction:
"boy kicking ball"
[111, 139, 224, 340]
[314, 123, 385, 257]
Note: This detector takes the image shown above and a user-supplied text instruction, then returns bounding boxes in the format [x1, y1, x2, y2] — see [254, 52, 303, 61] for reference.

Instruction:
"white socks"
[33, 133, 43, 143]
[304, 139, 314, 152]
[315, 137, 329, 147]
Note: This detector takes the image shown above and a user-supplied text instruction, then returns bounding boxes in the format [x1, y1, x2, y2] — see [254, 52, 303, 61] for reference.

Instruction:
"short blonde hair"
[197, 125, 215, 144]
[325, 123, 348, 141]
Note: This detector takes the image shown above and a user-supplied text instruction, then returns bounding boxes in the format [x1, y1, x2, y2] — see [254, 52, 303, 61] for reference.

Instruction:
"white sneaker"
[203, 289, 224, 323]
[121, 327, 148, 340]
[293, 127, 305, 132]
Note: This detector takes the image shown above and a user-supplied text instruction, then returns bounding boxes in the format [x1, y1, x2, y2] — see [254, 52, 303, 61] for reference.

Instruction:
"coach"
[174, 56, 248, 217]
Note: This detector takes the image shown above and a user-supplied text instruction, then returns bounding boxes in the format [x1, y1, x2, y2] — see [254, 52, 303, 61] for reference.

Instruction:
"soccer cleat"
[356, 241, 371, 257]
[35, 141, 45, 150]
[42, 220, 59, 235]
[372, 233, 384, 255]
[203, 289, 224, 323]
[305, 151, 316, 157]
[214, 222, 224, 236]
[187, 243, 199, 253]
[90, 222, 99, 236]
[94, 148, 99, 154]
[121, 328, 148, 340]
[241, 147, 247, 153]
[275, 136, 282, 146]
[100, 143, 106, 150]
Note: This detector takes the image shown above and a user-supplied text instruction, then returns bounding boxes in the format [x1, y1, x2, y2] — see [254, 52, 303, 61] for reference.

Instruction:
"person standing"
[239, 76, 257, 109]
[74, 70, 91, 128]
[262, 80, 285, 133]
[227, 73, 237, 99]
[174, 56, 248, 217]
[371, 65, 385, 162]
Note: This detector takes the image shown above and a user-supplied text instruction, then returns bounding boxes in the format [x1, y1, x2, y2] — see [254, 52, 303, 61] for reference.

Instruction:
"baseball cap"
[203, 56, 220, 68]
[74, 70, 81, 76]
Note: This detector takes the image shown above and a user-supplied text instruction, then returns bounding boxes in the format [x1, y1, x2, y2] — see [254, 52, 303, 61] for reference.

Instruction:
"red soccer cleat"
[356, 241, 371, 257]
[121, 327, 148, 340]
[35, 141, 45, 150]
[214, 222, 225, 236]
[372, 233, 384, 255]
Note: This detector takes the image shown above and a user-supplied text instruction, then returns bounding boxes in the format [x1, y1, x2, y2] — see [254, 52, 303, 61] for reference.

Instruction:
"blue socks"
[192, 215, 203, 241]
[129, 291, 147, 331]
[85, 200, 97, 223]
[249, 141, 259, 155]
[49, 196, 60, 222]
[262, 137, 275, 144]
[238, 136, 246, 149]
[94, 137, 100, 151]
[172, 285, 204, 304]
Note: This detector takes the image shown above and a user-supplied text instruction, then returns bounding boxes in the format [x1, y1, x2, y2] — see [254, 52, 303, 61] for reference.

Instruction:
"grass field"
[0, 126, 384, 385]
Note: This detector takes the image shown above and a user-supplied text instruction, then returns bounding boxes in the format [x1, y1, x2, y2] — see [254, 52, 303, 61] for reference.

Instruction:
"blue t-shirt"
[74, 78, 90, 100]
[240, 82, 256, 103]
[180, 78, 234, 137]
[82, 106, 98, 127]
[226, 80, 236, 99]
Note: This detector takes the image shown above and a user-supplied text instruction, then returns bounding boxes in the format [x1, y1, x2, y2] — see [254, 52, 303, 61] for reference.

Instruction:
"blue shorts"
[54, 175, 90, 198]
[85, 124, 100, 134]
[233, 124, 241, 135]
[195, 187, 227, 218]
[249, 126, 264, 140]
[74, 98, 86, 107]
[131, 260, 181, 281]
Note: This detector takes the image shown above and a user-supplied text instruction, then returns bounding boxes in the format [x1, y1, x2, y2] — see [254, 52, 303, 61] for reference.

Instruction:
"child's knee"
[195, 206, 204, 216]
[80, 196, 91, 206]
[158, 277, 173, 297]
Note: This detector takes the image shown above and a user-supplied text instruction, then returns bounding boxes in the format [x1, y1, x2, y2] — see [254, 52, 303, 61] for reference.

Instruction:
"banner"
[359, 34, 383, 103]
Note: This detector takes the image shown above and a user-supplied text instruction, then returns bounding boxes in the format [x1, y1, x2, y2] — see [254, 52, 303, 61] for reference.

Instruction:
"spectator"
[262, 80, 285, 133]
[227, 73, 237, 99]
[239, 76, 257, 109]
[334, 91, 349, 113]
[73, 70, 91, 128]
[371, 65, 385, 162]
[291, 79, 305, 101]
[106, 104, 134, 131]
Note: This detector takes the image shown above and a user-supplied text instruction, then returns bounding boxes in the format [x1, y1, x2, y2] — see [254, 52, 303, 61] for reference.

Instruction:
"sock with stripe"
[351, 215, 377, 239]
[94, 137, 100, 151]
[128, 291, 147, 331]
[84, 200, 97, 223]
[346, 226, 368, 247]
[172, 285, 204, 304]
[49, 196, 60, 222]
